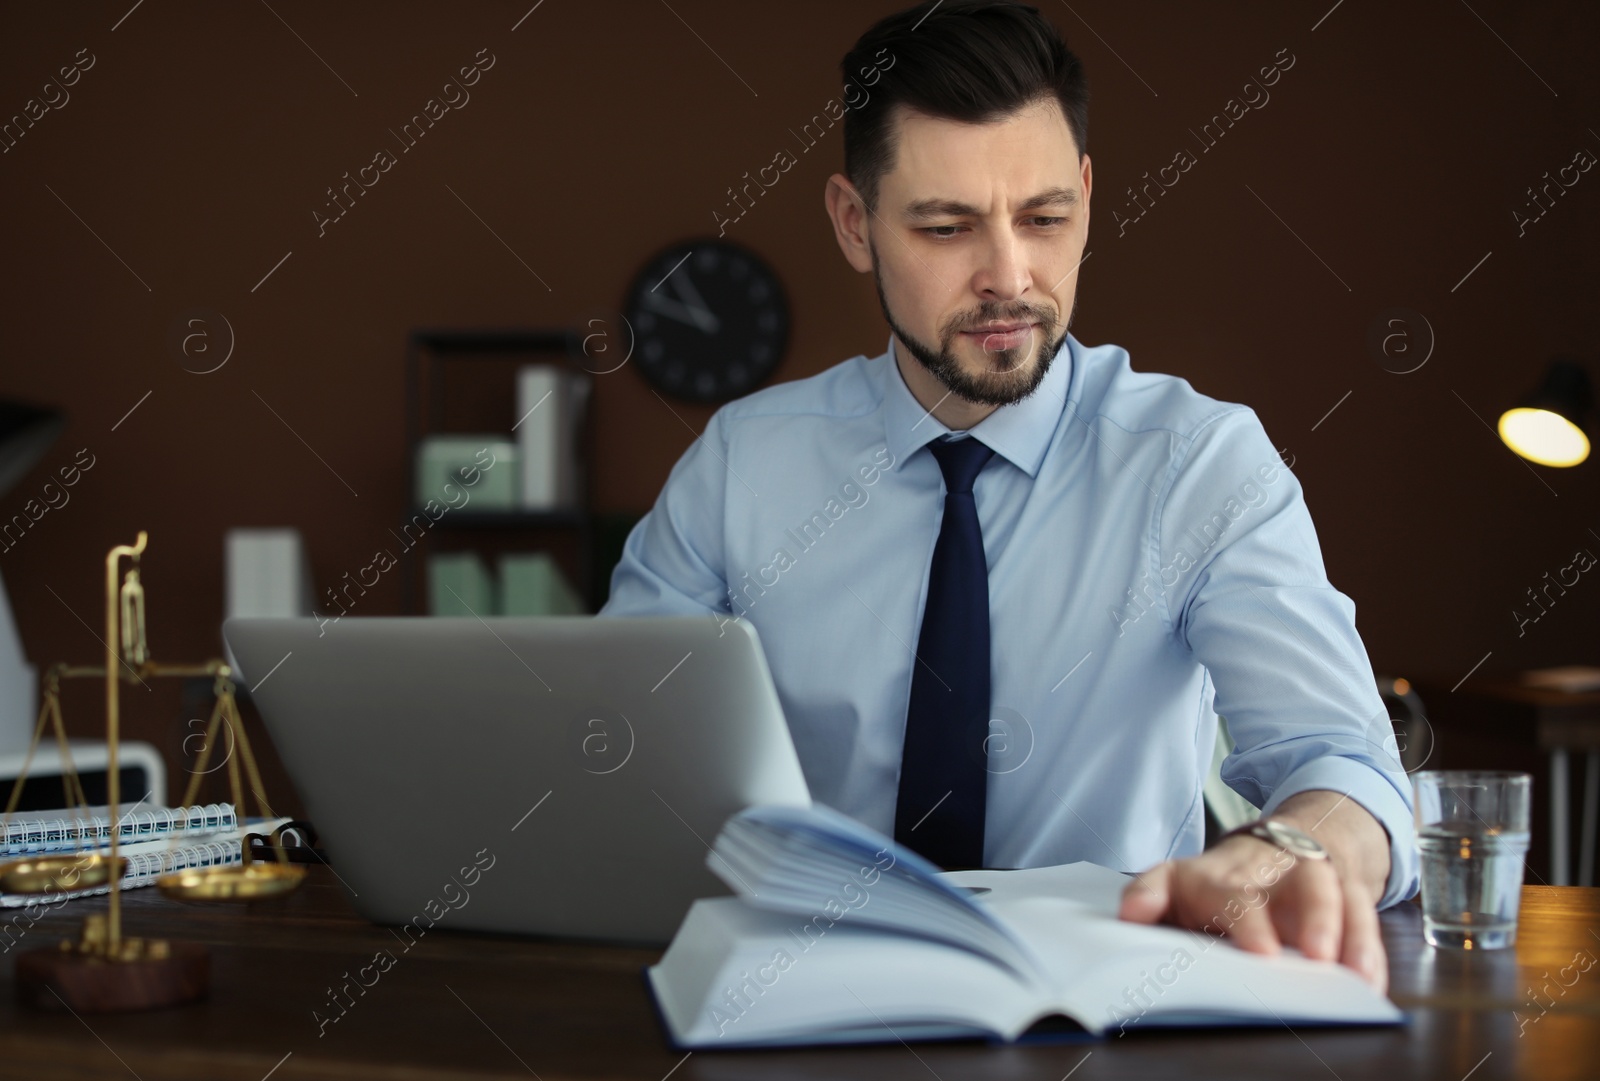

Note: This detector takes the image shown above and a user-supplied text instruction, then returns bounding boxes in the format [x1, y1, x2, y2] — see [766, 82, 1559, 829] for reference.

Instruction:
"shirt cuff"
[1259, 755, 1420, 910]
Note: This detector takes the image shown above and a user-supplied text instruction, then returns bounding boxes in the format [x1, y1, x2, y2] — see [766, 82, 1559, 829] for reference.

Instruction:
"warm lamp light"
[1497, 359, 1592, 467]
[1498, 408, 1589, 467]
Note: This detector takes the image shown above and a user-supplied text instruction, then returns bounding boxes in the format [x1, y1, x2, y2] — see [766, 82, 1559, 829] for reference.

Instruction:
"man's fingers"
[1275, 859, 1342, 962]
[1220, 893, 1282, 957]
[1339, 883, 1387, 994]
[1114, 839, 1388, 995]
[1118, 863, 1173, 924]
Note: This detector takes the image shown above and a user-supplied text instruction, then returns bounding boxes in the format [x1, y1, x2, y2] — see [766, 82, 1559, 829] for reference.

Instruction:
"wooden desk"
[2, 869, 1598, 1080]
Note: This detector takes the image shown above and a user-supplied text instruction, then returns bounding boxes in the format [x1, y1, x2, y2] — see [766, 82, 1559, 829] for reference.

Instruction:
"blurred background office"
[0, 2, 1596, 875]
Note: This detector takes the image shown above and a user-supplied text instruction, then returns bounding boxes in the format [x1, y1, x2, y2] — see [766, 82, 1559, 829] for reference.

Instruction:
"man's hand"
[1116, 790, 1392, 994]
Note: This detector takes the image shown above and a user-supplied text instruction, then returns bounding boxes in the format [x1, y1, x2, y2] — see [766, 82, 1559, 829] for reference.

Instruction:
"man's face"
[864, 96, 1091, 407]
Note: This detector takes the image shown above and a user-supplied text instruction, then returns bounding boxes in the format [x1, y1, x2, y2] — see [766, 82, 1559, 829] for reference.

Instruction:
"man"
[599, 0, 1416, 993]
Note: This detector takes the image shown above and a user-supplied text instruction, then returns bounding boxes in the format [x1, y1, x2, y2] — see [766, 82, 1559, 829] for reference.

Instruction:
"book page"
[983, 894, 1401, 1036]
[711, 805, 1047, 981]
[650, 897, 1044, 1047]
[940, 861, 1135, 913]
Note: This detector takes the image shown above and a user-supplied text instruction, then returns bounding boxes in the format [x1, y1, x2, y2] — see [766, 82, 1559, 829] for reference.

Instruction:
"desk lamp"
[1498, 359, 1593, 467]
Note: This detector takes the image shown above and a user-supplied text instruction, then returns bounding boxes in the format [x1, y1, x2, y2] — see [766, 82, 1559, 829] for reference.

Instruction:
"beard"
[871, 239, 1072, 408]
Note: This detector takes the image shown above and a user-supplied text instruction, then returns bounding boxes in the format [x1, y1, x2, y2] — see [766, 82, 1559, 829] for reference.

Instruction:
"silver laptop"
[223, 614, 811, 946]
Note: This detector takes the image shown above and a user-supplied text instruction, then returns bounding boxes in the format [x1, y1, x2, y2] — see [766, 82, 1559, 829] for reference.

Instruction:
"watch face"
[623, 238, 790, 403]
[1263, 820, 1327, 858]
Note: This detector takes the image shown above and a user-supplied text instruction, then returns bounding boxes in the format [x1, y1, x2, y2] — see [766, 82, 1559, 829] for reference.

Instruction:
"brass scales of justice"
[0, 532, 304, 1011]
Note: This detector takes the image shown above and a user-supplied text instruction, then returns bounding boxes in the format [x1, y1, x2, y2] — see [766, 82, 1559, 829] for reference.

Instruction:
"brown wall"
[1, 2, 1597, 809]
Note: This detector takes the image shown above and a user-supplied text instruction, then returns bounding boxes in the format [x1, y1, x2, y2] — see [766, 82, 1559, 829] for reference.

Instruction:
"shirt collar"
[877, 330, 1074, 478]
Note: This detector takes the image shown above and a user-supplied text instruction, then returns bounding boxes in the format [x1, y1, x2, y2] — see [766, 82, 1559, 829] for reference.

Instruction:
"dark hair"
[840, 1, 1088, 213]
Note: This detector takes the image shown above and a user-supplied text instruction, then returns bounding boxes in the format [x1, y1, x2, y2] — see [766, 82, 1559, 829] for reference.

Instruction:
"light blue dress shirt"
[599, 332, 1420, 909]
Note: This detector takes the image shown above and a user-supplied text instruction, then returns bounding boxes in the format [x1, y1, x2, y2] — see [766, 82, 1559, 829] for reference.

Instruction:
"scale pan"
[156, 861, 305, 902]
[0, 853, 127, 894]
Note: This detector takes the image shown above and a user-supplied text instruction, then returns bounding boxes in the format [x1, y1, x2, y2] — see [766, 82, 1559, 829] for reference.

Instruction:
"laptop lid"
[223, 614, 811, 945]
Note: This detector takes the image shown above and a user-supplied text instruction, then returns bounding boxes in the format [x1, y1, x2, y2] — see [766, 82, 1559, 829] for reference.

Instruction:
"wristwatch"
[1221, 818, 1329, 861]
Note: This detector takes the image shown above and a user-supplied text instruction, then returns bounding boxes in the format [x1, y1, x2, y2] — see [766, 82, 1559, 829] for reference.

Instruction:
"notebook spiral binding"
[1, 803, 237, 855]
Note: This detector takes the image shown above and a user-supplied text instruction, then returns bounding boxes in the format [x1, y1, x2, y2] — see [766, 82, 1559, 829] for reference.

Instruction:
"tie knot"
[929, 437, 994, 495]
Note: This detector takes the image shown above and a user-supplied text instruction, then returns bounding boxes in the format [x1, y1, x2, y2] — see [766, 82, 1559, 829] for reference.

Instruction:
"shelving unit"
[401, 328, 596, 614]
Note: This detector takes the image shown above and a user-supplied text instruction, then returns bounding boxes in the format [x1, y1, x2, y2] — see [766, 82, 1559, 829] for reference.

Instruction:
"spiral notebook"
[0, 815, 294, 910]
[1, 802, 237, 857]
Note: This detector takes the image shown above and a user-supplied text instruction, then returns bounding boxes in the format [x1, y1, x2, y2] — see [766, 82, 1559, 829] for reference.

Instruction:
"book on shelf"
[516, 365, 589, 512]
[646, 803, 1404, 1048]
[499, 552, 583, 615]
[427, 551, 583, 615]
[428, 551, 495, 615]
[415, 435, 519, 511]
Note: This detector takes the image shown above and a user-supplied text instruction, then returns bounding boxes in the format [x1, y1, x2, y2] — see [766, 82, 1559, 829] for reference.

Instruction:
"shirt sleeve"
[1155, 406, 1419, 909]
[597, 405, 732, 621]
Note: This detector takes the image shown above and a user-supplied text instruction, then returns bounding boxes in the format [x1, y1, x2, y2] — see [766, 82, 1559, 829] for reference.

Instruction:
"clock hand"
[638, 289, 718, 334]
[668, 271, 722, 335]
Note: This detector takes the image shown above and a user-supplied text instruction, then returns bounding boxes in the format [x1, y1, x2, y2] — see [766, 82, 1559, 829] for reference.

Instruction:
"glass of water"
[1412, 770, 1531, 949]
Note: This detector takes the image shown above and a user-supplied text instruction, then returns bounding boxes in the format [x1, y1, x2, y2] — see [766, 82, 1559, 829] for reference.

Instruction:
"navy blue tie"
[894, 435, 995, 870]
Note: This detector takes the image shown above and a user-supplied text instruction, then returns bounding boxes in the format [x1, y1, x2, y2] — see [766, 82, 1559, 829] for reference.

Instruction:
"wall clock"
[622, 238, 790, 403]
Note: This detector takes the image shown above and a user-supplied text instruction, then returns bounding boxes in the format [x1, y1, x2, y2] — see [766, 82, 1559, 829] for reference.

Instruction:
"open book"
[647, 804, 1404, 1048]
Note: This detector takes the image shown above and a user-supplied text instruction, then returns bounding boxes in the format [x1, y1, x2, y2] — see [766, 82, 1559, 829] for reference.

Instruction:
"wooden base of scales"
[15, 916, 210, 1011]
